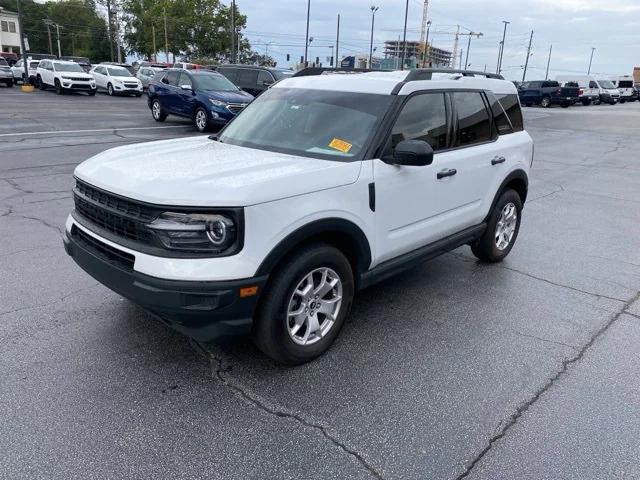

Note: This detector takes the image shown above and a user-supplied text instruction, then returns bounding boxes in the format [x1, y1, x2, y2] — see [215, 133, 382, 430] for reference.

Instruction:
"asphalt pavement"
[1, 86, 639, 480]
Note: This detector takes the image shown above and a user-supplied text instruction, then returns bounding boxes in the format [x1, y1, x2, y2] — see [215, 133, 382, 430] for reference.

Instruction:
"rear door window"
[178, 72, 192, 88]
[452, 91, 492, 147]
[488, 93, 513, 135]
[257, 70, 275, 86]
[163, 70, 180, 86]
[237, 68, 259, 87]
[218, 67, 238, 83]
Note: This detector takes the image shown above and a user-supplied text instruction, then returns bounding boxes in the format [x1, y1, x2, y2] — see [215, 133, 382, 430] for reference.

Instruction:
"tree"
[0, 0, 112, 61]
[121, 0, 246, 61]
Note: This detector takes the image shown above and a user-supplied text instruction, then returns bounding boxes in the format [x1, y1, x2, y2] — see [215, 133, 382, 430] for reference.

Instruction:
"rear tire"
[151, 99, 167, 122]
[471, 189, 522, 263]
[194, 107, 209, 132]
[252, 244, 355, 365]
[540, 96, 551, 108]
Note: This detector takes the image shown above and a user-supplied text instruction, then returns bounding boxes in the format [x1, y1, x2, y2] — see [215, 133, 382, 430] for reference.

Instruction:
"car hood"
[63, 72, 93, 79]
[110, 75, 139, 82]
[202, 89, 254, 103]
[74, 136, 362, 207]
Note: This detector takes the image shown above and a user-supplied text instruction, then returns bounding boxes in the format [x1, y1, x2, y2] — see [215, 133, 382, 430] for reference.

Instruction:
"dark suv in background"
[518, 80, 579, 108]
[214, 65, 293, 96]
[147, 68, 254, 132]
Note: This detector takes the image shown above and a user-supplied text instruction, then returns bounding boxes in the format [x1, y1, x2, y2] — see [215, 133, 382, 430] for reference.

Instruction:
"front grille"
[72, 225, 135, 270]
[70, 84, 93, 90]
[73, 180, 157, 243]
[124, 83, 138, 88]
[226, 103, 247, 115]
[68, 77, 90, 82]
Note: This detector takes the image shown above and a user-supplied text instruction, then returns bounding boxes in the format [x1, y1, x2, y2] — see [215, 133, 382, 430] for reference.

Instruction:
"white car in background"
[91, 64, 143, 96]
[36, 59, 96, 95]
[11, 58, 40, 84]
[136, 66, 163, 89]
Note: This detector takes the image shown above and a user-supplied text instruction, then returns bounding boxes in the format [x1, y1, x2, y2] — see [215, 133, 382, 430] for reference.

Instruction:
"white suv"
[36, 59, 96, 95]
[91, 64, 143, 96]
[64, 69, 533, 364]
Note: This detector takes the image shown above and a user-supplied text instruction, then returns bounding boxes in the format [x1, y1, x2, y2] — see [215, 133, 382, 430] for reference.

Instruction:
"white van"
[555, 75, 620, 105]
[610, 76, 636, 103]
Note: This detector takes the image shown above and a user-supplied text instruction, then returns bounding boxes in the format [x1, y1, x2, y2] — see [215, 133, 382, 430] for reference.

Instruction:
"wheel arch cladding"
[491, 170, 529, 214]
[255, 218, 372, 285]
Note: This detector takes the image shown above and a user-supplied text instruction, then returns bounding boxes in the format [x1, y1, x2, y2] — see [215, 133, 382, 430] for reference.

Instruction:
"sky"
[235, 0, 640, 80]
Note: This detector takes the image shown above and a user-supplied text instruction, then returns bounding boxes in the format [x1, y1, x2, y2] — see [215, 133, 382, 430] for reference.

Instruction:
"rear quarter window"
[496, 94, 524, 133]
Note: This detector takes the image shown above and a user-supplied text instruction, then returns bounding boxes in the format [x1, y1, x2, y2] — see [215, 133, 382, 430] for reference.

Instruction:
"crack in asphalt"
[192, 342, 385, 479]
[455, 289, 640, 479]
[447, 252, 628, 303]
[0, 282, 101, 318]
[3, 211, 63, 235]
[510, 330, 579, 350]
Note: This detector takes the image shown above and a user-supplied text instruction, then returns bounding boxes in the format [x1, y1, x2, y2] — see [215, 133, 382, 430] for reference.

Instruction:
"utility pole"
[395, 35, 400, 69]
[304, 0, 310, 66]
[163, 8, 169, 64]
[459, 49, 463, 69]
[400, 0, 409, 70]
[463, 32, 482, 70]
[44, 20, 53, 55]
[106, 0, 114, 62]
[369, 6, 379, 69]
[230, 0, 236, 63]
[55, 23, 62, 57]
[152, 24, 157, 62]
[17, 0, 29, 82]
[587, 47, 595, 74]
[71, 33, 75, 56]
[115, 11, 122, 63]
[497, 20, 510, 74]
[422, 20, 431, 67]
[419, 0, 429, 45]
[335, 14, 340, 68]
[522, 30, 533, 82]
[545, 44, 553, 80]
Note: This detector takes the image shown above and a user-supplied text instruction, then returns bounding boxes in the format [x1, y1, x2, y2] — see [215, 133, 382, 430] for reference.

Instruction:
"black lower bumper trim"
[64, 227, 267, 341]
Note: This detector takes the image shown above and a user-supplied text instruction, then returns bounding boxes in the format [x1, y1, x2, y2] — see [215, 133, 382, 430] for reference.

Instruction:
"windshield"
[193, 73, 238, 91]
[54, 63, 84, 72]
[598, 80, 615, 89]
[219, 88, 394, 161]
[30, 61, 40, 69]
[107, 67, 133, 77]
[274, 70, 293, 80]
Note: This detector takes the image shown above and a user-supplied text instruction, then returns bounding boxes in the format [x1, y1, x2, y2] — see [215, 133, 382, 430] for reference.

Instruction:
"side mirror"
[180, 84, 192, 91]
[387, 139, 434, 166]
[262, 80, 274, 87]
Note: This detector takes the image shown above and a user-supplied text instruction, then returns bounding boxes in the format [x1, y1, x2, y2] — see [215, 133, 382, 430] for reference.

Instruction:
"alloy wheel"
[286, 267, 343, 346]
[152, 101, 161, 119]
[195, 110, 207, 131]
[495, 202, 518, 251]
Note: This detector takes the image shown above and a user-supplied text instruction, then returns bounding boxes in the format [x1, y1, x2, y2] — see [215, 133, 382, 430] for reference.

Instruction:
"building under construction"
[383, 40, 452, 68]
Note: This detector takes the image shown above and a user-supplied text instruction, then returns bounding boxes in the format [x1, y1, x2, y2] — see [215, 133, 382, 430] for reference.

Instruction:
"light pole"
[545, 44, 553, 80]
[587, 47, 596, 74]
[368, 6, 378, 69]
[497, 20, 510, 74]
[44, 19, 53, 55]
[304, 0, 311, 66]
[335, 14, 340, 68]
[400, 0, 409, 70]
[308, 36, 314, 65]
[422, 20, 431, 68]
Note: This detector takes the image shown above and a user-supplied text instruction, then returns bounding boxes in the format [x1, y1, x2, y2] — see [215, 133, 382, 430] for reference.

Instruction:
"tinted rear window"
[496, 94, 524, 133]
[452, 91, 492, 147]
[619, 81, 633, 88]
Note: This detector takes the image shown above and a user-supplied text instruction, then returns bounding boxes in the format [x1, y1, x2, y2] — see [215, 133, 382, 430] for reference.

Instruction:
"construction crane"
[419, 0, 429, 45]
[452, 26, 483, 68]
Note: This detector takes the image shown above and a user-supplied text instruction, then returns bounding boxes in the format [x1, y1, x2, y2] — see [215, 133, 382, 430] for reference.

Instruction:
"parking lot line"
[0, 125, 190, 138]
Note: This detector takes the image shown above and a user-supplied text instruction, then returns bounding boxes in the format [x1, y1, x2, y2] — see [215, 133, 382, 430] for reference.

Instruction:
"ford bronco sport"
[64, 68, 533, 365]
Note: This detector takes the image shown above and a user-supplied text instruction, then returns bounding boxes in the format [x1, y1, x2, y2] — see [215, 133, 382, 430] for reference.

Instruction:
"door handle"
[437, 168, 457, 179]
[491, 156, 506, 165]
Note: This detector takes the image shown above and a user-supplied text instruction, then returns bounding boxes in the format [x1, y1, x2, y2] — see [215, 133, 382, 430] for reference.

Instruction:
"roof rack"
[405, 69, 504, 81]
[292, 67, 392, 77]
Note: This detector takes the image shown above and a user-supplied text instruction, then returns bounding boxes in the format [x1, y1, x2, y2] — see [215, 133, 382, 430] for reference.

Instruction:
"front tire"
[151, 99, 167, 122]
[471, 189, 522, 263]
[252, 244, 355, 365]
[54, 79, 63, 95]
[107, 83, 114, 96]
[581, 99, 591, 106]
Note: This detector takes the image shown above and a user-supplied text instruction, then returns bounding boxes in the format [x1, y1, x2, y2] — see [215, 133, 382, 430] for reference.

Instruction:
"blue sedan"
[147, 69, 254, 132]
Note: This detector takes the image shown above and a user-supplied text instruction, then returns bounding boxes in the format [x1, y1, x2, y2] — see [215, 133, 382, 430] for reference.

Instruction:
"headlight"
[147, 212, 238, 253]
[209, 99, 227, 107]
[113, 79, 123, 84]
[61, 75, 72, 79]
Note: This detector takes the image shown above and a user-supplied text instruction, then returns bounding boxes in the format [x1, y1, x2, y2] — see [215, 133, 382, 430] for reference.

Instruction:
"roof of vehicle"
[216, 64, 281, 72]
[273, 69, 518, 96]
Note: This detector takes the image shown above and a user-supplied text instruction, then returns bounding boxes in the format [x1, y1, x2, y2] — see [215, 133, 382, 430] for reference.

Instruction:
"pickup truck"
[518, 80, 579, 108]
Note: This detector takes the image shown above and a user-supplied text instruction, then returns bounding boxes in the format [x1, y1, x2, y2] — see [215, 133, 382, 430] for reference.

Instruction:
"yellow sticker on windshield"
[328, 138, 353, 153]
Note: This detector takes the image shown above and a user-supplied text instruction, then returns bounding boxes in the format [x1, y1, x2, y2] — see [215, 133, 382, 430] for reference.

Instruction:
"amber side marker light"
[239, 286, 259, 298]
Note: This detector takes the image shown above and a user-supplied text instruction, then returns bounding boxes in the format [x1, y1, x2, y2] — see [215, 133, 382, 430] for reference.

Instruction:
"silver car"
[0, 58, 14, 87]
[136, 67, 163, 89]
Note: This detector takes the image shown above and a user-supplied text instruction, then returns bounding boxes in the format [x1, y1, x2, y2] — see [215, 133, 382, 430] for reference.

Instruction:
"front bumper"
[61, 81, 96, 91]
[113, 83, 143, 93]
[63, 223, 267, 341]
